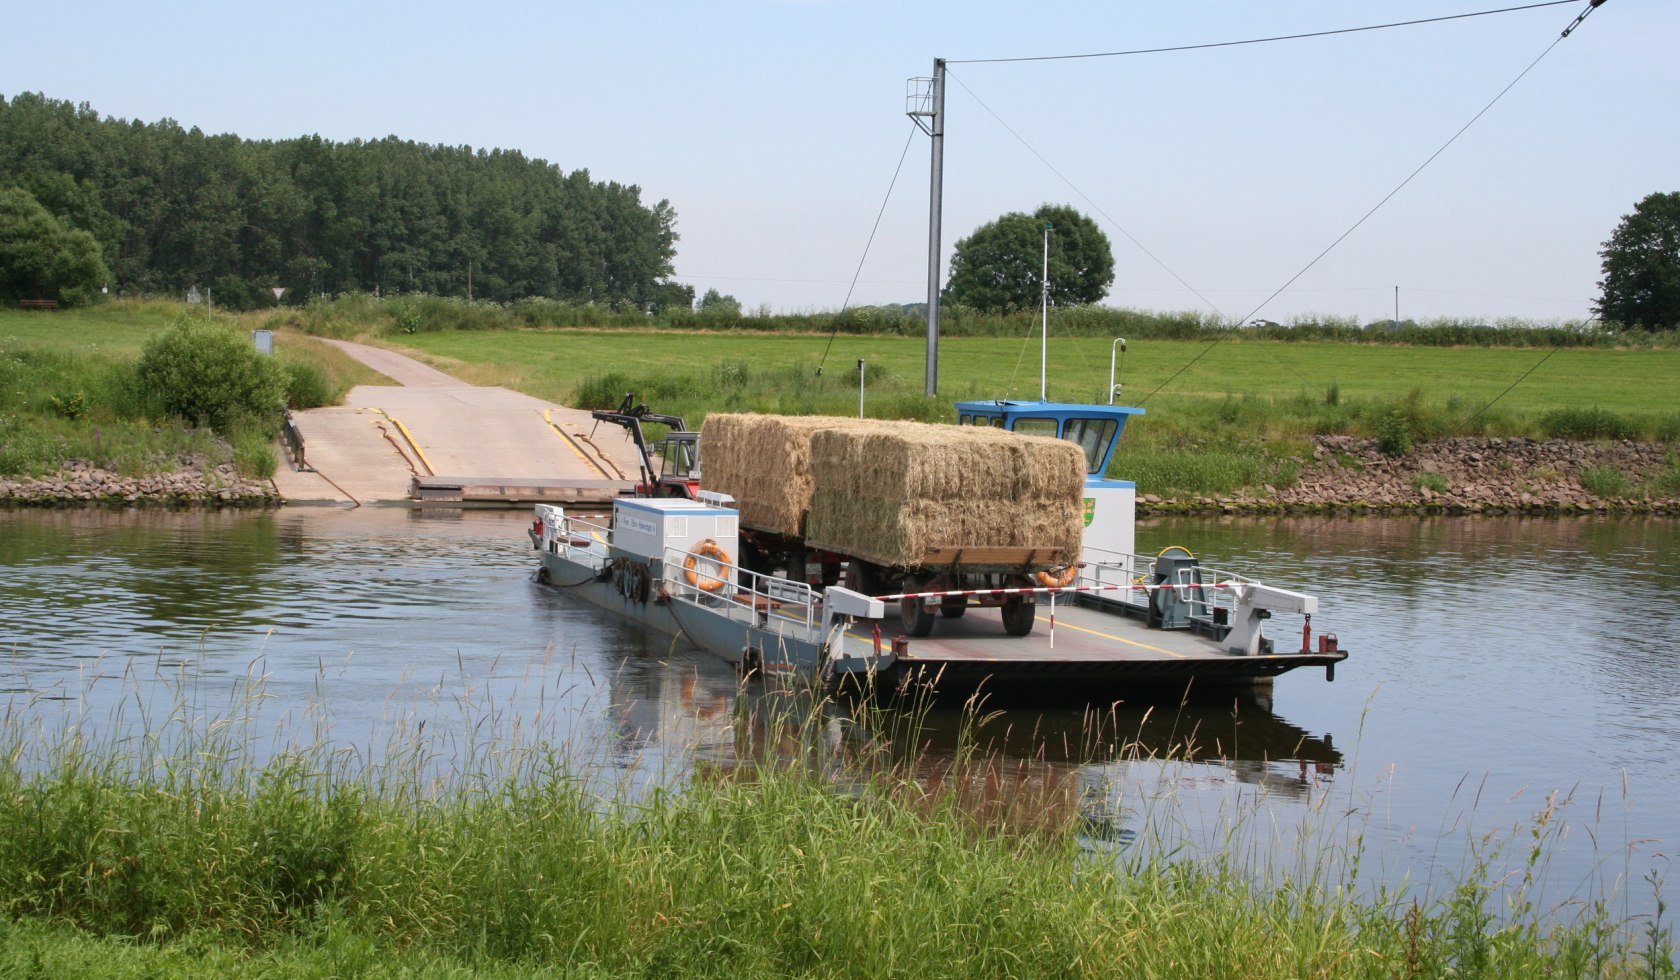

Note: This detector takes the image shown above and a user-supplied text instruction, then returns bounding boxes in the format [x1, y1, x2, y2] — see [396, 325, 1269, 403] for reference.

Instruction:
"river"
[2, 506, 1675, 922]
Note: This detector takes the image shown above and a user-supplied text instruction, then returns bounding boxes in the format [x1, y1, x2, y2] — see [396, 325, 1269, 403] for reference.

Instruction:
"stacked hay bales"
[805, 421, 1086, 568]
[703, 413, 1086, 568]
[699, 414, 865, 536]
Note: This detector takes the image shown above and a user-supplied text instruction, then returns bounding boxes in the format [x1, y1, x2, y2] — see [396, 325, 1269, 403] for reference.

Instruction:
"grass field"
[387, 327, 1680, 424]
[0, 305, 382, 479]
[9, 303, 1678, 496]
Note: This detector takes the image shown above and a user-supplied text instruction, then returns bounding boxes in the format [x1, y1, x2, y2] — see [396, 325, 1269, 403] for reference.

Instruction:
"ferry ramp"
[271, 340, 641, 506]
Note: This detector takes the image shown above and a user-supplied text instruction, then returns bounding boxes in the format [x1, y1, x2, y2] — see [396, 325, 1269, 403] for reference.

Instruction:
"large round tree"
[943, 204, 1114, 313]
[0, 186, 108, 305]
[1595, 191, 1680, 331]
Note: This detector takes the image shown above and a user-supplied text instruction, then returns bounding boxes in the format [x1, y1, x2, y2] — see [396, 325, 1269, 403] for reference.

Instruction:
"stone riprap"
[1137, 436, 1680, 516]
[0, 458, 277, 505]
[5, 438, 1677, 514]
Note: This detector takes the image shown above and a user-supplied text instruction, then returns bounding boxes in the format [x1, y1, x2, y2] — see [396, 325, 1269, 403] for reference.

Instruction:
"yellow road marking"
[544, 409, 611, 479]
[370, 408, 434, 476]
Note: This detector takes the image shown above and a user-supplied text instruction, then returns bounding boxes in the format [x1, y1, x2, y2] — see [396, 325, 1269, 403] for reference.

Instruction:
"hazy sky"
[5, 1, 1673, 324]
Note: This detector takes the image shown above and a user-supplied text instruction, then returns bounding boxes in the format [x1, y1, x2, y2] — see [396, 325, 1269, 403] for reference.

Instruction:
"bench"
[19, 299, 58, 311]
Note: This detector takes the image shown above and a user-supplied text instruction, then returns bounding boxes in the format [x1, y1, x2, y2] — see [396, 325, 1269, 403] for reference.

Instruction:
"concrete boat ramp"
[270, 340, 642, 507]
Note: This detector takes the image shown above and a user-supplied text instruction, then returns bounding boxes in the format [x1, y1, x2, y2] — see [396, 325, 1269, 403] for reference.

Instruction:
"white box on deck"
[1081, 481, 1136, 564]
[611, 497, 739, 564]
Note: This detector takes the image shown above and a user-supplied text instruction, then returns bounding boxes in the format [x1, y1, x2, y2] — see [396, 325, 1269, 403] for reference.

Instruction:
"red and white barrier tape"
[875, 579, 1240, 602]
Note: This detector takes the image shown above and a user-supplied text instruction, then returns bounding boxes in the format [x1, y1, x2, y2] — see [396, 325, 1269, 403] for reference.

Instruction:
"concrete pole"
[924, 59, 946, 397]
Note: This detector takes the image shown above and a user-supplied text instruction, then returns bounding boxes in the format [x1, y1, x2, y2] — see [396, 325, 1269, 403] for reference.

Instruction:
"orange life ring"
[683, 538, 732, 592]
[1034, 563, 1079, 589]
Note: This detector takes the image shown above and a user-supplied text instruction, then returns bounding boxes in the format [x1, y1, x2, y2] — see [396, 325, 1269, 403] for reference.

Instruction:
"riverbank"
[6, 435, 1678, 514]
[1140, 435, 1680, 516]
[0, 457, 277, 506]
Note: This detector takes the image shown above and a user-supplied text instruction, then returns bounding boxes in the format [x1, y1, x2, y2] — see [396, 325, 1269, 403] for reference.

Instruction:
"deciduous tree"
[0, 185, 108, 304]
[1595, 191, 1680, 331]
[944, 204, 1114, 313]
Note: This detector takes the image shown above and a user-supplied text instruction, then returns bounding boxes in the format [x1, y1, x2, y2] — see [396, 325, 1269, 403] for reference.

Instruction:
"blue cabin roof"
[952, 400, 1144, 480]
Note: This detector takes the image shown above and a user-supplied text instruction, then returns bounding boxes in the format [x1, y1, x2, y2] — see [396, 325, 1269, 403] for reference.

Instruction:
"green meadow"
[7, 301, 1679, 498]
[389, 326, 1680, 421]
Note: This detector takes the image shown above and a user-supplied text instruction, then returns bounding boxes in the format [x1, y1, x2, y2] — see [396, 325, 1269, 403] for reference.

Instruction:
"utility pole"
[1041, 224, 1051, 401]
[907, 60, 946, 396]
[1394, 285, 1400, 329]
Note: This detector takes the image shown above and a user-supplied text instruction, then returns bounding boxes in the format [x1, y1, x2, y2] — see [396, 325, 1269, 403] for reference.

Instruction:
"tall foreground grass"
[0, 677, 1670, 977]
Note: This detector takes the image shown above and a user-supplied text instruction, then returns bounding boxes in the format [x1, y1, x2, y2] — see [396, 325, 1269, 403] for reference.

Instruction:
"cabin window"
[1011, 418, 1059, 438]
[661, 438, 699, 479]
[1062, 418, 1119, 474]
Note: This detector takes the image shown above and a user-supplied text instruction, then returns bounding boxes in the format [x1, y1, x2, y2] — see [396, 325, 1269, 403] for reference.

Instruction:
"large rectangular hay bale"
[803, 421, 1085, 567]
[699, 413, 869, 536]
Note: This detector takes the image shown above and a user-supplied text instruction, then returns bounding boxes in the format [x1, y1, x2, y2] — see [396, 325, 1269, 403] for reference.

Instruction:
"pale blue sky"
[5, 1, 1673, 323]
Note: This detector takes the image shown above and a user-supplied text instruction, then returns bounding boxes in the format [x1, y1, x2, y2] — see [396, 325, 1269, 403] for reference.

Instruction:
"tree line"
[0, 92, 686, 309]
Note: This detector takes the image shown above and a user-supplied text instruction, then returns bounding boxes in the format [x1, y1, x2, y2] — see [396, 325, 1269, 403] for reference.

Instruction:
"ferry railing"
[538, 511, 612, 572]
[661, 545, 824, 645]
[1074, 546, 1259, 620]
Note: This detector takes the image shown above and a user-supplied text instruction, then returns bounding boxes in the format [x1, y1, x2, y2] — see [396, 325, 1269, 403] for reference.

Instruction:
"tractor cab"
[591, 394, 700, 499]
[654, 430, 701, 498]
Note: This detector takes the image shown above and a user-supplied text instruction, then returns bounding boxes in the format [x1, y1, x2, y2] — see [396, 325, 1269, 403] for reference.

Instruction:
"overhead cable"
[816, 123, 919, 377]
[950, 1, 1579, 65]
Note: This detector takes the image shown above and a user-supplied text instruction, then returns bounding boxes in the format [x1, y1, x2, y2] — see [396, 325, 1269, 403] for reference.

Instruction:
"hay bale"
[804, 421, 1085, 567]
[700, 414, 868, 535]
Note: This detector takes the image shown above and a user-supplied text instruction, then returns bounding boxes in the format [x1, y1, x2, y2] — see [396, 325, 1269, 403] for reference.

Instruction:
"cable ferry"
[530, 397, 1347, 702]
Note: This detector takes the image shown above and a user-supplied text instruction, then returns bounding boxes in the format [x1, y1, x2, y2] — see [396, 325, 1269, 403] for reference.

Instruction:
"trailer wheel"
[940, 595, 968, 619]
[1000, 596, 1036, 636]
[843, 559, 880, 596]
[738, 538, 767, 587]
[900, 578, 936, 637]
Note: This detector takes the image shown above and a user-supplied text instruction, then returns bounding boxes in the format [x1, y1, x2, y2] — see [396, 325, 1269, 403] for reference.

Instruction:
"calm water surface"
[2, 507, 1675, 918]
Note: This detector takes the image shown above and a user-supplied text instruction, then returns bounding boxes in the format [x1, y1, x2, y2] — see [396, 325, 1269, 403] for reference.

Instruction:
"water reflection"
[3, 508, 1674, 922]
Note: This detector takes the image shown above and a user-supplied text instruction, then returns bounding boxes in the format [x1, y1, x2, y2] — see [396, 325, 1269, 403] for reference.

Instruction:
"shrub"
[135, 318, 288, 434]
[1376, 411, 1413, 456]
[283, 361, 335, 410]
[48, 390, 88, 420]
[1538, 407, 1638, 441]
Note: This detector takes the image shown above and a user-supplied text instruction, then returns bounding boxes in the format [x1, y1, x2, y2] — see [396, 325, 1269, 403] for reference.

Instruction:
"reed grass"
[0, 668, 1669, 978]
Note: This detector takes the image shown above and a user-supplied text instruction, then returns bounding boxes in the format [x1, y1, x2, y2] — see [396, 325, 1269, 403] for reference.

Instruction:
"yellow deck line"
[1053, 619, 1189, 658]
[544, 409, 611, 479]
[370, 408, 434, 476]
[830, 615, 1186, 660]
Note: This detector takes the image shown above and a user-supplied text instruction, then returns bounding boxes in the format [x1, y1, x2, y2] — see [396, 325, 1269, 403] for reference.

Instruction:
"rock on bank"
[1137, 436, 1680, 516]
[0, 458, 277, 506]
